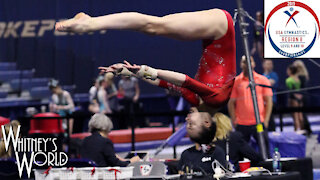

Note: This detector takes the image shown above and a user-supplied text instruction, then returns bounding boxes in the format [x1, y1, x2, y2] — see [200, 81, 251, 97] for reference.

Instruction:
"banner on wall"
[264, 0, 320, 58]
[0, 20, 106, 38]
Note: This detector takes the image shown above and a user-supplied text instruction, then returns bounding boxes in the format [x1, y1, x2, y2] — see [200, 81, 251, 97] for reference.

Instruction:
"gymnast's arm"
[99, 62, 186, 87]
[99, 62, 200, 106]
[125, 61, 186, 86]
[55, 9, 228, 40]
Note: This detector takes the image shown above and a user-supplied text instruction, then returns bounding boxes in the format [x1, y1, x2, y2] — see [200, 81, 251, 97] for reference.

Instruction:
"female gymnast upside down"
[55, 8, 236, 113]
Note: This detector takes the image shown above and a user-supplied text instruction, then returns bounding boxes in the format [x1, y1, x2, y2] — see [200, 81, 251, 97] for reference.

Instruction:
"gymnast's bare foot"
[55, 12, 93, 33]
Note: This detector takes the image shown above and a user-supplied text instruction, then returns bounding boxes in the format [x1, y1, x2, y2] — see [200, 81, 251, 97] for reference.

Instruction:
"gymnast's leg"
[55, 9, 228, 41]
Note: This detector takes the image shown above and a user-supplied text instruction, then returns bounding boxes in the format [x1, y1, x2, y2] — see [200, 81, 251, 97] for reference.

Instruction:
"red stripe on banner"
[43, 166, 52, 176]
[91, 167, 95, 176]
[108, 168, 121, 180]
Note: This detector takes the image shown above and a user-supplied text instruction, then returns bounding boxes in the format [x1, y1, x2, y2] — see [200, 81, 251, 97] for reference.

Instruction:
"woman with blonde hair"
[293, 60, 309, 85]
[293, 60, 312, 134]
[0, 120, 20, 158]
[213, 113, 262, 171]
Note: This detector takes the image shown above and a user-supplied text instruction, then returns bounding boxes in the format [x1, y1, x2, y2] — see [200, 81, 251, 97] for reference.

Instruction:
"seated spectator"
[48, 79, 75, 135]
[213, 113, 263, 171]
[178, 107, 226, 175]
[80, 113, 140, 166]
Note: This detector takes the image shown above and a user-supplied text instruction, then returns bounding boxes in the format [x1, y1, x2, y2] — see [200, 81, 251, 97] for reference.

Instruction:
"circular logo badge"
[265, 1, 320, 58]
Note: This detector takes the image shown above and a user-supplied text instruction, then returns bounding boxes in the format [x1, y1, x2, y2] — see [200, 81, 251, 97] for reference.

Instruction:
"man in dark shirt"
[81, 113, 140, 166]
[178, 107, 226, 175]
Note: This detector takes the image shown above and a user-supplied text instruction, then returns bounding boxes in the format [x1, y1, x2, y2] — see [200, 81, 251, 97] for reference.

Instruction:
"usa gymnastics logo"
[264, 0, 320, 58]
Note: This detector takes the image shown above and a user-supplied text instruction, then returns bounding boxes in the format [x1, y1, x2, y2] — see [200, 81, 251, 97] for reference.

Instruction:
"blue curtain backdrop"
[0, 0, 319, 95]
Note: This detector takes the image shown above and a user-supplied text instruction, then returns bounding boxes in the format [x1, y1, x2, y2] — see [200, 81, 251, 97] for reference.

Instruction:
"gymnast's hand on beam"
[98, 63, 123, 74]
[98, 66, 115, 74]
[55, 12, 93, 33]
[123, 60, 141, 74]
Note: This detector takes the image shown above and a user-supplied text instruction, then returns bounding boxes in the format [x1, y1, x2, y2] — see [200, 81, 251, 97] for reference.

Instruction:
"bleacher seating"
[73, 93, 89, 103]
[62, 85, 76, 94]
[0, 61, 76, 107]
[29, 87, 51, 100]
[0, 62, 16, 71]
[9, 78, 49, 91]
[29, 85, 76, 100]
[0, 91, 7, 98]
[275, 114, 320, 134]
[0, 70, 34, 82]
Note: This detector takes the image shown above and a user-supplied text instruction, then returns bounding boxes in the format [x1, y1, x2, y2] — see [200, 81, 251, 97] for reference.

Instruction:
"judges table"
[164, 158, 309, 180]
[221, 172, 301, 180]
[129, 172, 301, 180]
[258, 158, 313, 180]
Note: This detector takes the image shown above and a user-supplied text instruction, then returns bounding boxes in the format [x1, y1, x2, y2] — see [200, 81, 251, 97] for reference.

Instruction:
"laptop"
[130, 161, 176, 179]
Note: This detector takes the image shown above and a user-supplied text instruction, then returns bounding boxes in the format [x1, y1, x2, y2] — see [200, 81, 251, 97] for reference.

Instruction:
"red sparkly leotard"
[158, 10, 236, 108]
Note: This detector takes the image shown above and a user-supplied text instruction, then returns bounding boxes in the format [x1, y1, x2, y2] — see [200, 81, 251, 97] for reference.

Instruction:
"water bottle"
[272, 148, 281, 173]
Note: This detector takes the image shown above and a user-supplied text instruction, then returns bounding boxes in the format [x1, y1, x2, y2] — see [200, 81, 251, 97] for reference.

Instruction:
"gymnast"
[55, 8, 236, 113]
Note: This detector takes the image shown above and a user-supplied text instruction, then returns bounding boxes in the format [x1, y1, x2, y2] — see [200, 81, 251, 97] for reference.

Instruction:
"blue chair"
[0, 91, 7, 98]
[314, 169, 320, 180]
[0, 71, 20, 82]
[0, 70, 34, 82]
[10, 78, 49, 91]
[73, 93, 89, 102]
[0, 62, 16, 71]
[30, 87, 51, 99]
[21, 70, 34, 78]
[62, 85, 76, 94]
